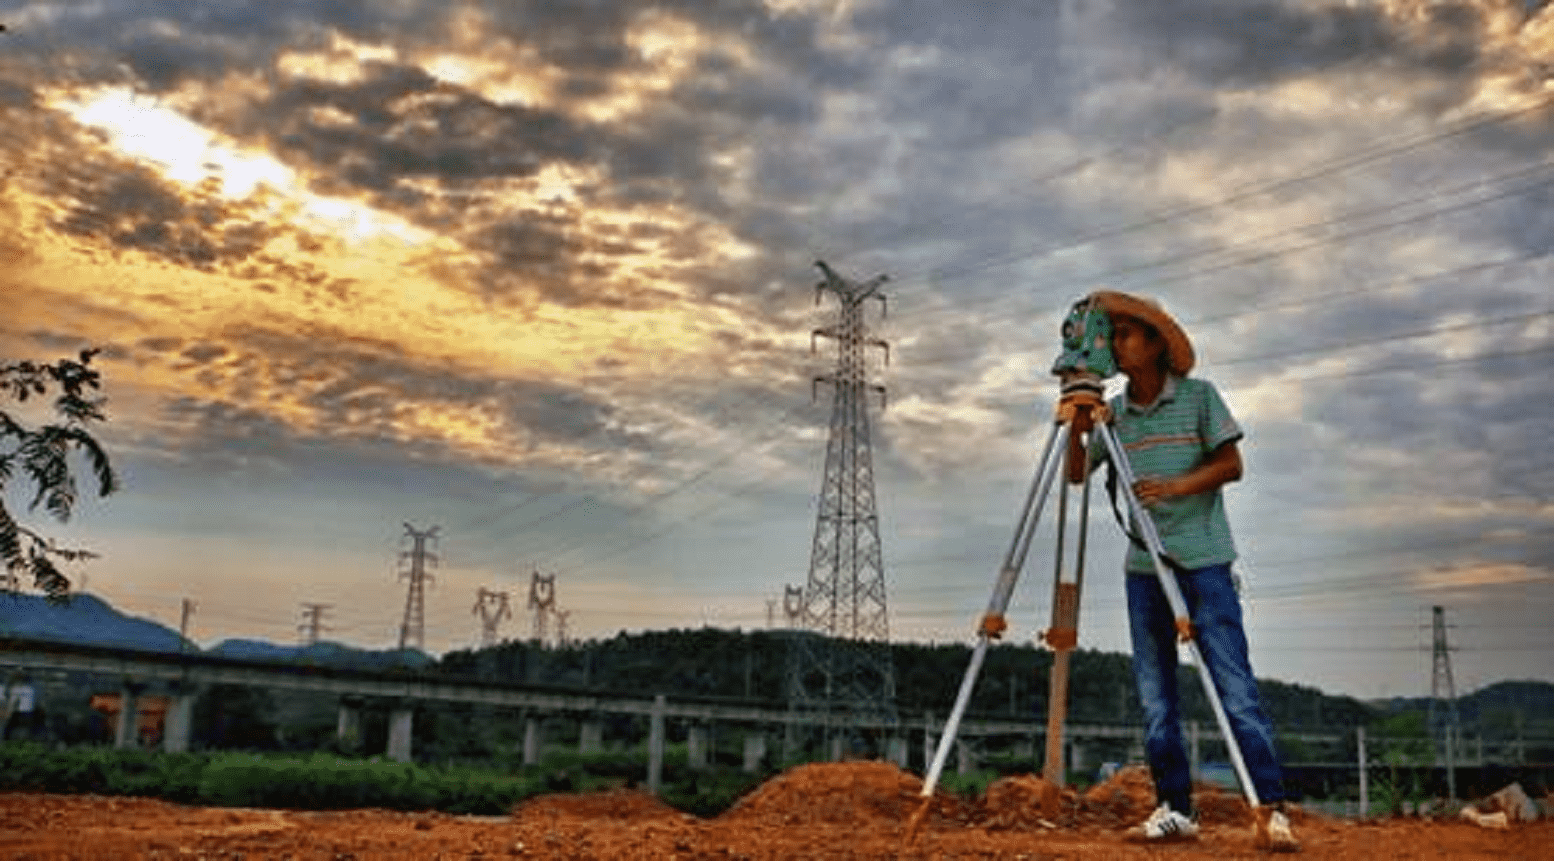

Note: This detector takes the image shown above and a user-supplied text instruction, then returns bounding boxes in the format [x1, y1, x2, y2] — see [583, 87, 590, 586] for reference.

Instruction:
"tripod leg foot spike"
[903, 796, 932, 846]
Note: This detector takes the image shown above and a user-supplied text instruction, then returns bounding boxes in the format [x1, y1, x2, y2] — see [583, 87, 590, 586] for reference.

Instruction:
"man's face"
[1111, 315, 1164, 376]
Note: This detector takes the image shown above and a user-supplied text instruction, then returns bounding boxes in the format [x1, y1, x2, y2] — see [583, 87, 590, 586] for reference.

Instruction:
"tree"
[0, 349, 118, 600]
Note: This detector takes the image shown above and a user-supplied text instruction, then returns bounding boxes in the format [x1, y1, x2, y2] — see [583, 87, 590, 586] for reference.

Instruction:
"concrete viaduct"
[1, 636, 1292, 789]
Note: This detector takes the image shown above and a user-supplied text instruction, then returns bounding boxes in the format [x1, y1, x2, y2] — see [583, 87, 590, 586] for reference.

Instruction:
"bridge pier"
[887, 734, 909, 769]
[336, 697, 363, 751]
[922, 712, 935, 771]
[1069, 738, 1086, 778]
[1188, 720, 1201, 780]
[579, 717, 603, 756]
[742, 730, 767, 773]
[523, 716, 542, 765]
[688, 723, 710, 769]
[114, 681, 144, 749]
[162, 689, 195, 753]
[647, 694, 665, 793]
[386, 704, 414, 763]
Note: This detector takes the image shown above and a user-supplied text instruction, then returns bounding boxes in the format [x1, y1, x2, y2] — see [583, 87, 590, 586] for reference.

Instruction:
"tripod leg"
[916, 420, 1070, 805]
[1093, 422, 1263, 809]
[1041, 471, 1092, 785]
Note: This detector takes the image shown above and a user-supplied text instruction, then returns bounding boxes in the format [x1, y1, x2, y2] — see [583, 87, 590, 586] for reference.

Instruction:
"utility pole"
[527, 570, 556, 645]
[1428, 605, 1460, 800]
[298, 603, 332, 646]
[786, 260, 898, 742]
[398, 524, 439, 651]
[766, 598, 778, 628]
[178, 598, 196, 653]
[472, 588, 512, 648]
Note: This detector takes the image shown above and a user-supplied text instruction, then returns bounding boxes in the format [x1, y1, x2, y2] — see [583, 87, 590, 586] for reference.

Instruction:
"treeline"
[435, 627, 1377, 731]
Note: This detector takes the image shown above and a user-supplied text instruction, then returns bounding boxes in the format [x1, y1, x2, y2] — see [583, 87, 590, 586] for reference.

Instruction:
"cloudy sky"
[2, 0, 1551, 701]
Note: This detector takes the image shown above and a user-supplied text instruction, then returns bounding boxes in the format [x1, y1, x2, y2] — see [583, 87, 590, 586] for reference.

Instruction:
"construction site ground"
[2, 761, 1550, 859]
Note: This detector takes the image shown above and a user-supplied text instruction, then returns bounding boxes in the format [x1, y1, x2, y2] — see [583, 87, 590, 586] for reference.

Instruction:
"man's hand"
[1133, 442, 1243, 506]
[1133, 477, 1185, 507]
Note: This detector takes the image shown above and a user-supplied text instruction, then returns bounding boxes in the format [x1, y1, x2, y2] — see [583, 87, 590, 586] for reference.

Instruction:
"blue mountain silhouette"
[0, 592, 190, 653]
[0, 592, 430, 669]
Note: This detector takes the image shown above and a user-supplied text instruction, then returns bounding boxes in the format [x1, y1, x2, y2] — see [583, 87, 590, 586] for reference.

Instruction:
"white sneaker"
[1254, 805, 1300, 852]
[1126, 803, 1200, 842]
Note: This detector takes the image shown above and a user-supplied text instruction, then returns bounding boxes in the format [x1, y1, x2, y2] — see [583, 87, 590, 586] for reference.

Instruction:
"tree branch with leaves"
[0, 349, 119, 600]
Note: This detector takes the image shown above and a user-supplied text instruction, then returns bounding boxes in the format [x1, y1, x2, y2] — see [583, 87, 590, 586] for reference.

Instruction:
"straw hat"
[1090, 290, 1195, 377]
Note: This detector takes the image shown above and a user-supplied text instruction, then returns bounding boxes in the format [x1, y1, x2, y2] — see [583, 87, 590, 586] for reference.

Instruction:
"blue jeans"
[1126, 563, 1286, 815]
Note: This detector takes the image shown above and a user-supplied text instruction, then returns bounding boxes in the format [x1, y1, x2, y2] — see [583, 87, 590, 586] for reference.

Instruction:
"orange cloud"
[1411, 561, 1552, 591]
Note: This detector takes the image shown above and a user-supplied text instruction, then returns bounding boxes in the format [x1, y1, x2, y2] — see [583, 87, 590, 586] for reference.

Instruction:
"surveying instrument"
[906, 292, 1262, 837]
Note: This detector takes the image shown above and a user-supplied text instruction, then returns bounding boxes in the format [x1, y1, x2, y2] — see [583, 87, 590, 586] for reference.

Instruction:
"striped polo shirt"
[1097, 374, 1243, 573]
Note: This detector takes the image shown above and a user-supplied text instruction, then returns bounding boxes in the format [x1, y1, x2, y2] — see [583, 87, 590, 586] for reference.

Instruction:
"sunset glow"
[3, 0, 1550, 697]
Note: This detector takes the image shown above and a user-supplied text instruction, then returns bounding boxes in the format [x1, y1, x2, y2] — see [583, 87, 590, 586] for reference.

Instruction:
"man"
[1089, 290, 1298, 852]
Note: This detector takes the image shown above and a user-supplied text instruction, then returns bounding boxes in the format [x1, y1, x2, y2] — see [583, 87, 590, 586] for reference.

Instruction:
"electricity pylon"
[528, 570, 556, 645]
[298, 603, 332, 645]
[1428, 604, 1461, 800]
[473, 588, 512, 648]
[397, 524, 438, 650]
[786, 260, 898, 740]
[783, 585, 804, 629]
[554, 609, 572, 647]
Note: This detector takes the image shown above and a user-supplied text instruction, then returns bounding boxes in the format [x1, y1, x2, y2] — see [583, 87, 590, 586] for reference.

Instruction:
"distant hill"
[210, 638, 433, 671]
[0, 592, 191, 653]
[0, 592, 431, 671]
[1379, 680, 1554, 732]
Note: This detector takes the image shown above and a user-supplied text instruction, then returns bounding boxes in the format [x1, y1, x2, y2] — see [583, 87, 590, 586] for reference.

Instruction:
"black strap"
[1103, 456, 1192, 577]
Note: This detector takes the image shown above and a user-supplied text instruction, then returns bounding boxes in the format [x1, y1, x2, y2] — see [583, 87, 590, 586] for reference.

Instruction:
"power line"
[886, 163, 1554, 346]
[877, 91, 1554, 295]
[827, 108, 1221, 270]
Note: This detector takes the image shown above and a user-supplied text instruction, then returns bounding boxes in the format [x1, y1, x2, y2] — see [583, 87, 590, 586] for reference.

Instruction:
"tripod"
[910, 371, 1260, 827]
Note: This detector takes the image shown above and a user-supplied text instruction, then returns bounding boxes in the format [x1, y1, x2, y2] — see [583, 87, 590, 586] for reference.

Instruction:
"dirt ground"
[2, 762, 1551, 859]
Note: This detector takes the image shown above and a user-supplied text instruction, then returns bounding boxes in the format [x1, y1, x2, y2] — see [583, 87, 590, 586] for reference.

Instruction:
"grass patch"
[0, 742, 545, 815]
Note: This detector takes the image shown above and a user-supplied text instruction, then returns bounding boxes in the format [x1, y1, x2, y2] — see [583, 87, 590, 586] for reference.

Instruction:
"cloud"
[1412, 560, 1553, 591]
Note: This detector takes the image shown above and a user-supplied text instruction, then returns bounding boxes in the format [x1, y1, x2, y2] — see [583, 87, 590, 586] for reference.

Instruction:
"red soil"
[3, 761, 1551, 859]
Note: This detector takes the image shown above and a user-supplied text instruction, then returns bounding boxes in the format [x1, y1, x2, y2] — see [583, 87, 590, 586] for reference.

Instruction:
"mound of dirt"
[1193, 783, 1254, 825]
[974, 774, 1072, 830]
[1078, 763, 1158, 826]
[719, 760, 968, 829]
[513, 788, 692, 824]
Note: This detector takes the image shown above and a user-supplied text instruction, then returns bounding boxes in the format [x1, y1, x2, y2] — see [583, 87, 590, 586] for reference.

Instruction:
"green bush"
[660, 766, 767, 817]
[0, 743, 545, 816]
[0, 741, 794, 818]
[195, 753, 542, 814]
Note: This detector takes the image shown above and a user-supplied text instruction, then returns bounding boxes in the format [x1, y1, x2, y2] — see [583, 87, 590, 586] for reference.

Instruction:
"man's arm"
[1133, 440, 1242, 506]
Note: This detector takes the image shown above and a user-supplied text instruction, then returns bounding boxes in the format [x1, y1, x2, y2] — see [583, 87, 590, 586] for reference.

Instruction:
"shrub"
[0, 743, 546, 816]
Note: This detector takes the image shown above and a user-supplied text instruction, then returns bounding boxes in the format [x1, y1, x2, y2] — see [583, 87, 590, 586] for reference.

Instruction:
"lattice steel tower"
[527, 570, 556, 645]
[786, 260, 897, 731]
[473, 588, 512, 648]
[397, 523, 439, 650]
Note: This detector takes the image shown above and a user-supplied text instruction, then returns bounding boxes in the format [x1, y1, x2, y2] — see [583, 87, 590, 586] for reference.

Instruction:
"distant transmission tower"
[298, 602, 332, 645]
[783, 585, 804, 629]
[528, 570, 556, 645]
[1428, 604, 1461, 800]
[397, 523, 439, 650]
[786, 260, 898, 734]
[554, 609, 572, 647]
[472, 588, 512, 648]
